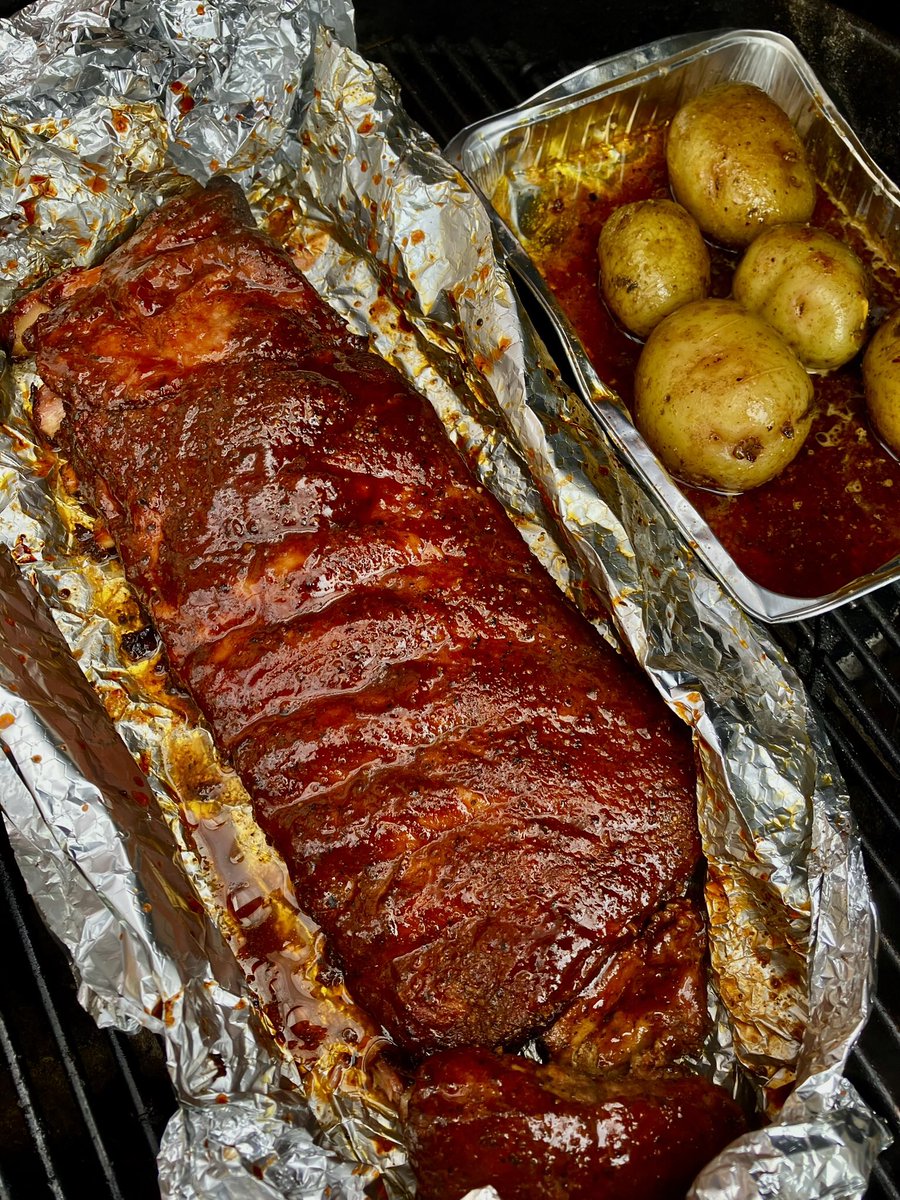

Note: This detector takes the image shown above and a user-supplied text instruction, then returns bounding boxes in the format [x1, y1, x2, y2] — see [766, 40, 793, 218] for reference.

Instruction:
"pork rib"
[406, 1047, 747, 1200]
[12, 179, 701, 1056]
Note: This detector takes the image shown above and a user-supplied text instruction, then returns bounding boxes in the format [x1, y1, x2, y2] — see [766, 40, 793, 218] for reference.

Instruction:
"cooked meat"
[11, 180, 702, 1055]
[406, 1047, 746, 1200]
[10, 174, 742, 1190]
[543, 896, 710, 1075]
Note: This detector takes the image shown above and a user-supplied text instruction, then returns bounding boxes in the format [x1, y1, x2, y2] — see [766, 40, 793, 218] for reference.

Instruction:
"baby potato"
[733, 224, 869, 371]
[862, 308, 900, 456]
[666, 81, 816, 248]
[597, 198, 711, 339]
[634, 298, 815, 492]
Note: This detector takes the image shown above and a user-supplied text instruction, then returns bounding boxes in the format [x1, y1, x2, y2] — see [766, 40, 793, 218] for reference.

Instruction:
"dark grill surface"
[786, 587, 900, 1200]
[2, 1, 900, 1196]
[0, 821, 174, 1198]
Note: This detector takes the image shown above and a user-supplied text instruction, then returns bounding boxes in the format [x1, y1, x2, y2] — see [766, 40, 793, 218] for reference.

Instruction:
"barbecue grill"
[1, 0, 900, 1196]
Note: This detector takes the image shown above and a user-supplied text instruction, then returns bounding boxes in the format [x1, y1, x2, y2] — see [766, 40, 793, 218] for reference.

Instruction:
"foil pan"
[444, 28, 900, 624]
[0, 5, 892, 1198]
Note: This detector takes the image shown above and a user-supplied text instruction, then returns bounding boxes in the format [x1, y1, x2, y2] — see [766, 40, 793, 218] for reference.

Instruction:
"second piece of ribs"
[14, 179, 702, 1059]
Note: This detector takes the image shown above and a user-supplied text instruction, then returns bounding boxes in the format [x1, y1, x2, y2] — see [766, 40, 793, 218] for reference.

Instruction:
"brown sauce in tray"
[511, 124, 900, 599]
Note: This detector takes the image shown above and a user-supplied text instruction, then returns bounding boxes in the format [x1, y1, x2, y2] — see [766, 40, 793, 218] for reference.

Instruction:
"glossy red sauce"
[523, 125, 900, 599]
[12, 178, 746, 1199]
[14, 180, 701, 1061]
[407, 1046, 747, 1200]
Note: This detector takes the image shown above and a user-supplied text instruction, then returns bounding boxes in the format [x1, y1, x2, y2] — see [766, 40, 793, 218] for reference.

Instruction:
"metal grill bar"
[1, 850, 126, 1200]
[0, 1007, 65, 1200]
[0, 816, 175, 1200]
[830, 609, 900, 713]
[871, 1161, 900, 1200]
[789, 629, 900, 779]
[369, 36, 578, 149]
[106, 1032, 164, 1160]
[435, 35, 523, 114]
[824, 713, 900, 846]
[861, 593, 900, 655]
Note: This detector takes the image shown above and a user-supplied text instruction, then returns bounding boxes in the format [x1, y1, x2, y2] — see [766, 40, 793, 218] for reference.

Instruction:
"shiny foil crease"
[0, 2, 891, 1198]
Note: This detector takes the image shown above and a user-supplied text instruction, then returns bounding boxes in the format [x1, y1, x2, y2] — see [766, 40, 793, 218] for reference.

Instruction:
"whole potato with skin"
[634, 298, 815, 492]
[597, 198, 711, 339]
[733, 224, 869, 372]
[863, 308, 900, 456]
[666, 81, 816, 248]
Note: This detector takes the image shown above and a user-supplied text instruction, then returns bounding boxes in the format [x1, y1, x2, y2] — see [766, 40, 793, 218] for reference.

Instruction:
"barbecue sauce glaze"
[7, 180, 745, 1196]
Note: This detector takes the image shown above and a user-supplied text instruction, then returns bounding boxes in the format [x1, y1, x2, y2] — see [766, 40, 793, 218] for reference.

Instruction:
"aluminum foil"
[0, 2, 892, 1198]
[444, 28, 900, 624]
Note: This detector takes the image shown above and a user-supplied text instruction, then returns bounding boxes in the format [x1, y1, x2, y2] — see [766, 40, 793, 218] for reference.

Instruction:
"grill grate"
[0, 815, 175, 1198]
[369, 35, 578, 152]
[779, 585, 900, 1198]
[2, 7, 900, 1198]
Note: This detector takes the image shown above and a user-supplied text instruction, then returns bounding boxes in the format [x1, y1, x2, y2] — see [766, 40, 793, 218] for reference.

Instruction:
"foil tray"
[444, 28, 900, 624]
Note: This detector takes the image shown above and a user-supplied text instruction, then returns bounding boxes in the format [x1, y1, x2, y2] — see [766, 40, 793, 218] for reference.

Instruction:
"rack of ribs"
[5, 178, 746, 1196]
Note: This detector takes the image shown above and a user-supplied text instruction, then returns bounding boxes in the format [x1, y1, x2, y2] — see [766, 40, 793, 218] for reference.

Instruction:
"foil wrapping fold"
[0, 1, 892, 1196]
